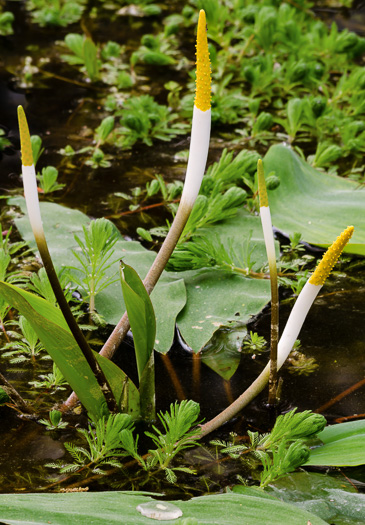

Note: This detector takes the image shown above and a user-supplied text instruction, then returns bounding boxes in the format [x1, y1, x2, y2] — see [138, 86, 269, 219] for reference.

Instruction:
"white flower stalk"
[275, 225, 354, 369]
[18, 106, 118, 413]
[17, 107, 45, 242]
[200, 225, 354, 437]
[65, 9, 212, 408]
[258, 159, 279, 403]
[98, 9, 212, 361]
[258, 159, 276, 274]
[180, 9, 211, 209]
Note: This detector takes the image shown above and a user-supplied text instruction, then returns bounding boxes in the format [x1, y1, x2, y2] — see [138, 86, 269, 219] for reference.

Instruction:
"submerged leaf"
[264, 144, 365, 255]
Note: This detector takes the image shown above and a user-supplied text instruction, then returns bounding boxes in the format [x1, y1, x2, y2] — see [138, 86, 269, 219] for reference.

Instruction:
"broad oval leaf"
[306, 419, 365, 466]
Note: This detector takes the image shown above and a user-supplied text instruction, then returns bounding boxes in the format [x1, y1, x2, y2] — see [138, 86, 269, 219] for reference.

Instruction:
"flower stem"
[257, 159, 278, 405]
[18, 105, 118, 415]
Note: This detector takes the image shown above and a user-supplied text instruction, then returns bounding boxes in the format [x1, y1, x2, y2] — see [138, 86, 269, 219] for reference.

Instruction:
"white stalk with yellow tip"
[200, 225, 354, 437]
[180, 9, 211, 209]
[17, 107, 44, 241]
[98, 9, 212, 361]
[64, 10, 212, 408]
[276, 225, 354, 369]
[17, 106, 118, 413]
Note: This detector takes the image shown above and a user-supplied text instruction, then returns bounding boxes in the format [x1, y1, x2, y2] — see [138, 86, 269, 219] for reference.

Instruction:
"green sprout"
[39, 410, 69, 430]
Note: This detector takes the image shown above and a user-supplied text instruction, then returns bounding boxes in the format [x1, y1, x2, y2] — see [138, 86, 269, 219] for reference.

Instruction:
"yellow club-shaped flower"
[17, 105, 45, 241]
[276, 225, 354, 369]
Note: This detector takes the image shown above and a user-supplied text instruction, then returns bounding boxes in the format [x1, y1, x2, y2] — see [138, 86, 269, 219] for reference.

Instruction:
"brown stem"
[36, 234, 118, 414]
[314, 377, 365, 415]
[199, 364, 270, 438]
[161, 354, 186, 401]
[268, 258, 279, 405]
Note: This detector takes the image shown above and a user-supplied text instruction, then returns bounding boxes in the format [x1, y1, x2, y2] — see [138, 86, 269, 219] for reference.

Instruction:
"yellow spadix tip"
[257, 159, 269, 208]
[309, 226, 354, 286]
[17, 106, 34, 167]
[195, 9, 211, 112]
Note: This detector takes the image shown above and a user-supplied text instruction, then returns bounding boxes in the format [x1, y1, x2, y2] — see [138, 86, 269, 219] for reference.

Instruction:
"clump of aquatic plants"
[26, 0, 87, 27]
[4, 0, 361, 178]
[212, 409, 326, 488]
[47, 400, 201, 485]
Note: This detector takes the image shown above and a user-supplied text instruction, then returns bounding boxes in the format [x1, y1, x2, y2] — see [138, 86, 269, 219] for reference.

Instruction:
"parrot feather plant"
[199, 160, 354, 437]
[11, 9, 211, 418]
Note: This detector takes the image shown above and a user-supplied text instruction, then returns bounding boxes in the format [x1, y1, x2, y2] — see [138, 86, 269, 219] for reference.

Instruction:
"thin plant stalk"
[63, 10, 211, 410]
[257, 159, 278, 404]
[17, 106, 118, 414]
[199, 226, 354, 438]
[0, 369, 34, 414]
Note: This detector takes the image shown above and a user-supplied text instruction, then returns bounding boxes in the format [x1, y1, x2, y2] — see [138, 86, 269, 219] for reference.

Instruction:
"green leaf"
[0, 281, 139, 420]
[139, 352, 155, 420]
[0, 387, 9, 404]
[267, 471, 365, 524]
[151, 279, 186, 353]
[305, 419, 365, 466]
[0, 491, 328, 524]
[83, 37, 99, 81]
[263, 145, 365, 255]
[120, 262, 156, 380]
[64, 33, 84, 59]
[176, 209, 275, 353]
[7, 198, 275, 357]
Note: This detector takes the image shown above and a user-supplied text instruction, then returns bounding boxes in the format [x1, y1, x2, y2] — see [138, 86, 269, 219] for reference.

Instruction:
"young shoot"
[145, 400, 201, 482]
[47, 413, 134, 475]
[29, 362, 68, 392]
[70, 218, 119, 318]
[36, 166, 65, 194]
[2, 315, 49, 364]
[241, 331, 267, 354]
[39, 410, 69, 430]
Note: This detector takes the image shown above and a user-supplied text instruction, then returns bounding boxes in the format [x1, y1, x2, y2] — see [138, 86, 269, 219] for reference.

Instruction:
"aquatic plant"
[212, 408, 326, 488]
[47, 401, 201, 484]
[39, 409, 69, 430]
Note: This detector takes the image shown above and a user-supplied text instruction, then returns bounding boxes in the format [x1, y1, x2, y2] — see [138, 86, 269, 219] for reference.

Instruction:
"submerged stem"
[0, 369, 34, 414]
